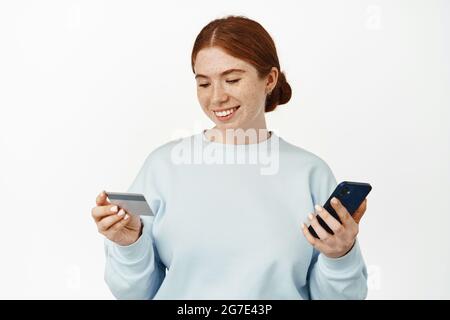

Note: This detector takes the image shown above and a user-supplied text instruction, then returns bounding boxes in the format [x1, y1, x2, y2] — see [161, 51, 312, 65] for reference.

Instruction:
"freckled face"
[194, 47, 269, 131]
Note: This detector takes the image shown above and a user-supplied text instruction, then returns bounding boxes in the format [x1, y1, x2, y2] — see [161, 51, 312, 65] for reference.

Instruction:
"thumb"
[96, 190, 111, 206]
[352, 198, 367, 224]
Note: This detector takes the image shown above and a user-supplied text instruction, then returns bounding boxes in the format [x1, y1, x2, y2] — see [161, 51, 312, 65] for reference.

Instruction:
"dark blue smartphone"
[308, 181, 372, 239]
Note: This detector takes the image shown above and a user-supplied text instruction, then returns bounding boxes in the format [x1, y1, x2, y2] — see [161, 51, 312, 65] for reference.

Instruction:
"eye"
[198, 79, 241, 88]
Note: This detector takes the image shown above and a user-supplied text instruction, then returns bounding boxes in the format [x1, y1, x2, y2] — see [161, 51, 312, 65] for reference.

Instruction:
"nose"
[211, 83, 229, 107]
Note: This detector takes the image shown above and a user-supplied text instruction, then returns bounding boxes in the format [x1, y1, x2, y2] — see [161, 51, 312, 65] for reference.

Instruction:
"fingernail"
[117, 209, 125, 216]
[110, 206, 118, 213]
[331, 197, 338, 204]
[314, 204, 321, 211]
[301, 223, 306, 229]
[308, 213, 314, 220]
[124, 214, 129, 220]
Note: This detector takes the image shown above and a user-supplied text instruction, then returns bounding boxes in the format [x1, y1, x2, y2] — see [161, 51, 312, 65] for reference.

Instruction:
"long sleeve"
[306, 160, 368, 300]
[307, 240, 368, 299]
[102, 132, 369, 299]
[104, 155, 166, 299]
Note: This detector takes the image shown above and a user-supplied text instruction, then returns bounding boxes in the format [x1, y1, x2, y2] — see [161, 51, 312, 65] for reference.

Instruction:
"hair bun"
[265, 70, 292, 112]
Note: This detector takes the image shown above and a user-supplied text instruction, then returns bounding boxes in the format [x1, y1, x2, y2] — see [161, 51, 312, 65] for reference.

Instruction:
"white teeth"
[214, 107, 238, 117]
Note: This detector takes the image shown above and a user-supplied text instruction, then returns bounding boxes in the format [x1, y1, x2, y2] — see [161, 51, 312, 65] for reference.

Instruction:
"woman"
[91, 15, 368, 299]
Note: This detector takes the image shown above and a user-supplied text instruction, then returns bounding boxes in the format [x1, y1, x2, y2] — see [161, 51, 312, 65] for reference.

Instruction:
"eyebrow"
[195, 68, 246, 80]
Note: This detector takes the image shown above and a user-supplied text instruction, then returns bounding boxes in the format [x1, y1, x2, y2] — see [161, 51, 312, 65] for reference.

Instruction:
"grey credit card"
[105, 191, 154, 216]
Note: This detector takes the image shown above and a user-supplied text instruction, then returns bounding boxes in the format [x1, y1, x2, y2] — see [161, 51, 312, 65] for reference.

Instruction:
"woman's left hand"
[301, 197, 367, 258]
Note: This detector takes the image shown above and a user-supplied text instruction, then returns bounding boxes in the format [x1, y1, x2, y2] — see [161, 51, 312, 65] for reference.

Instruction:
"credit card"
[105, 191, 154, 216]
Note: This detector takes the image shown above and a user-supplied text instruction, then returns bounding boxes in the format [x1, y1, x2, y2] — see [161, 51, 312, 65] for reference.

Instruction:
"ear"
[265, 67, 279, 93]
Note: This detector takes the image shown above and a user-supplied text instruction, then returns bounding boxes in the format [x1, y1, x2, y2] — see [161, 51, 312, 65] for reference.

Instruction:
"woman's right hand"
[91, 191, 142, 246]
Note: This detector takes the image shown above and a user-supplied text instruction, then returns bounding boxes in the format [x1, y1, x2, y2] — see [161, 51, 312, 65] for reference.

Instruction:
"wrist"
[338, 239, 356, 258]
[325, 239, 356, 259]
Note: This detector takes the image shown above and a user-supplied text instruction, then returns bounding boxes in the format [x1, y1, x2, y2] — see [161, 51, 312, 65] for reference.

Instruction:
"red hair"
[191, 15, 292, 113]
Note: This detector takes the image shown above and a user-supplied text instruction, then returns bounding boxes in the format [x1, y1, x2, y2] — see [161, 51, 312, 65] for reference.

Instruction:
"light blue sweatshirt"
[104, 131, 368, 299]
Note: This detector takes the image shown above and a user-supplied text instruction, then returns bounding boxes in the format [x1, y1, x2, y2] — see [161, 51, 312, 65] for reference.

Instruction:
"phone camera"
[340, 187, 351, 196]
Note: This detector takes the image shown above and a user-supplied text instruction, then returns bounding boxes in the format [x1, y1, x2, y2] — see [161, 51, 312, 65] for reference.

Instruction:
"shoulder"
[140, 136, 184, 166]
[140, 134, 198, 170]
[278, 137, 337, 202]
[279, 136, 334, 175]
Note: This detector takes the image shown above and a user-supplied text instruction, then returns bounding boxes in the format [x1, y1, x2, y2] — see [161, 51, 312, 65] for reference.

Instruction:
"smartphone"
[308, 181, 372, 239]
[105, 191, 154, 216]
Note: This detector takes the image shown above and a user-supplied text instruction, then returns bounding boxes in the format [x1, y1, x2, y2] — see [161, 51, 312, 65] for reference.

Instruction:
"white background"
[0, 0, 448, 299]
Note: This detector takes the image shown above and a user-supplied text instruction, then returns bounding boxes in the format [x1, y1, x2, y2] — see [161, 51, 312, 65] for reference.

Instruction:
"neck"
[204, 127, 271, 145]
[206, 108, 270, 144]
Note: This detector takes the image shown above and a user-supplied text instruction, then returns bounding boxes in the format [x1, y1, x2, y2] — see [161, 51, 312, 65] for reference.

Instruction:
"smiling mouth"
[213, 106, 240, 121]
